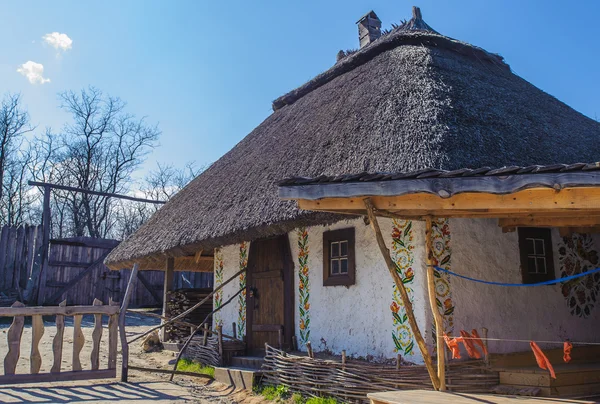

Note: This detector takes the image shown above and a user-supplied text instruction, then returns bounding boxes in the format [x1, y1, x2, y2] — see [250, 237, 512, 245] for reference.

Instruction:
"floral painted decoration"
[238, 242, 249, 337]
[213, 248, 224, 327]
[558, 233, 600, 318]
[431, 218, 454, 342]
[390, 219, 416, 356]
[297, 228, 310, 347]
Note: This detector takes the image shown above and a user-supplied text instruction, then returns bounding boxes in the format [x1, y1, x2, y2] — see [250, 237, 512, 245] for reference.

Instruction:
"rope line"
[444, 336, 600, 346]
[430, 265, 600, 287]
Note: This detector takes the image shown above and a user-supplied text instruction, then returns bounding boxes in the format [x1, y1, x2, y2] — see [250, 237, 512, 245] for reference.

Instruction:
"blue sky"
[2, 0, 599, 180]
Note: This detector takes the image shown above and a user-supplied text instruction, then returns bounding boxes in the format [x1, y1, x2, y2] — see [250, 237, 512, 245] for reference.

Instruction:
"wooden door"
[246, 235, 294, 352]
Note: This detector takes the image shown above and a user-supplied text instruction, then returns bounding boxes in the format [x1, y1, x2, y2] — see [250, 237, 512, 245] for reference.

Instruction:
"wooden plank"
[363, 198, 440, 390]
[119, 263, 139, 382]
[366, 390, 595, 404]
[4, 226, 17, 291]
[280, 172, 600, 201]
[161, 257, 174, 341]
[32, 185, 51, 305]
[297, 187, 600, 218]
[499, 216, 600, 228]
[90, 298, 103, 370]
[137, 271, 162, 305]
[43, 250, 111, 305]
[47, 260, 95, 268]
[72, 314, 85, 371]
[107, 299, 119, 370]
[3, 301, 25, 375]
[30, 315, 45, 374]
[12, 226, 25, 290]
[252, 269, 283, 279]
[51, 300, 67, 373]
[128, 365, 212, 378]
[0, 369, 116, 385]
[0, 226, 10, 290]
[0, 305, 118, 317]
[425, 217, 445, 391]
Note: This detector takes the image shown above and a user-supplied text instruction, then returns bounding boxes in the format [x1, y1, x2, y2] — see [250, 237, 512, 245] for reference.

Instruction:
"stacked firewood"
[165, 288, 213, 342]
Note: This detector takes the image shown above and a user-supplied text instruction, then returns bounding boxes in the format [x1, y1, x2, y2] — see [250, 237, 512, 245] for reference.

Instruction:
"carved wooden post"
[120, 263, 139, 382]
[364, 198, 441, 390]
[108, 298, 119, 370]
[4, 301, 25, 375]
[51, 300, 67, 373]
[91, 299, 103, 370]
[72, 314, 85, 371]
[425, 217, 446, 391]
[30, 315, 44, 374]
[341, 350, 346, 371]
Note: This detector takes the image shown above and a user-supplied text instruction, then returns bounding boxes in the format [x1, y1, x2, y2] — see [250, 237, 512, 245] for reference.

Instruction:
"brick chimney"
[357, 11, 381, 48]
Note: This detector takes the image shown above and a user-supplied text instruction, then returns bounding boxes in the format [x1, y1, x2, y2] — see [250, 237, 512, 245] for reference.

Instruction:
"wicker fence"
[262, 345, 499, 403]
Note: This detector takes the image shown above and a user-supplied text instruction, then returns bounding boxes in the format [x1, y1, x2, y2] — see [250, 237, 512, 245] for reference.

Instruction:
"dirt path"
[0, 312, 265, 403]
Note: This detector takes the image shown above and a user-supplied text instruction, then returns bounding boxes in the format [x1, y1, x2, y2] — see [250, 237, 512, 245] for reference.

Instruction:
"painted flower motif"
[443, 298, 453, 311]
[304, 302, 310, 311]
[395, 248, 411, 270]
[390, 301, 400, 314]
[300, 319, 306, 330]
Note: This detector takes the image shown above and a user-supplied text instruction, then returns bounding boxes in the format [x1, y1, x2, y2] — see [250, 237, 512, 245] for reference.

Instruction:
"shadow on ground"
[0, 381, 194, 403]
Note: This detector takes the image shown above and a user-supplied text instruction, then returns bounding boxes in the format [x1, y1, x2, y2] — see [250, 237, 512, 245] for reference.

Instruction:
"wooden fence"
[0, 299, 119, 384]
[0, 225, 213, 308]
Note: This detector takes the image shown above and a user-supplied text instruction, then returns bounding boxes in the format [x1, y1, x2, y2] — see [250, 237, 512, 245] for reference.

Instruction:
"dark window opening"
[518, 228, 555, 284]
[323, 228, 355, 286]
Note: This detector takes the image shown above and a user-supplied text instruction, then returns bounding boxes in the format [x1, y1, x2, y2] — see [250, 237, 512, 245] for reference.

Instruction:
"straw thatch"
[106, 7, 600, 267]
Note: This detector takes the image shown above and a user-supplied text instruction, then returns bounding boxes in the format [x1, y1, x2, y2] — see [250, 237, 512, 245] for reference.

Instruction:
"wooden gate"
[0, 299, 119, 383]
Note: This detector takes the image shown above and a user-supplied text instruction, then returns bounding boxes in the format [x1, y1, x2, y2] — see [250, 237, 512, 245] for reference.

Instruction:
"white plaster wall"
[214, 243, 242, 337]
[450, 218, 600, 354]
[290, 217, 430, 362]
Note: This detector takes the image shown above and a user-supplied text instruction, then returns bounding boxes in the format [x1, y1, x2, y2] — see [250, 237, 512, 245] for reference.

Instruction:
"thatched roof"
[106, 7, 600, 267]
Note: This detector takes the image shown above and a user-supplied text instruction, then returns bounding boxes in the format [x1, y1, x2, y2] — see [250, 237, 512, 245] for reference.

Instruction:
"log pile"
[165, 288, 213, 342]
[262, 345, 499, 403]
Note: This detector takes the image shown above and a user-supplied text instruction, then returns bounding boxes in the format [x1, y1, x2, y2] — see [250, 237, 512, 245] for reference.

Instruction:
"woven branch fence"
[262, 345, 499, 403]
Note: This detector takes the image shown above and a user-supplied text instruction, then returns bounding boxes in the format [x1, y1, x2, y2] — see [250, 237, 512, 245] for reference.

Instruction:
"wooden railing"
[0, 299, 119, 384]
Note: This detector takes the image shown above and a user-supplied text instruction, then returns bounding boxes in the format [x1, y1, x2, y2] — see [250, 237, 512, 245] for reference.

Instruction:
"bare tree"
[47, 87, 160, 238]
[0, 93, 34, 224]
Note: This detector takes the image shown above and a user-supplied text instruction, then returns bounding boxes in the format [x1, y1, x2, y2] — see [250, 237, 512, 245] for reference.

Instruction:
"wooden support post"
[306, 341, 314, 359]
[342, 350, 346, 370]
[161, 257, 174, 342]
[292, 335, 298, 351]
[364, 198, 440, 390]
[32, 185, 51, 305]
[396, 354, 401, 370]
[51, 300, 66, 373]
[202, 323, 208, 346]
[425, 217, 446, 391]
[119, 263, 139, 382]
[232, 322, 237, 340]
[482, 327, 489, 367]
[278, 328, 283, 350]
[217, 325, 223, 365]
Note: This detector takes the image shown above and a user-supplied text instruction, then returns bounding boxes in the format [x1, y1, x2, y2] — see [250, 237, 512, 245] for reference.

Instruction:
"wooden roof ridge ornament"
[363, 198, 441, 390]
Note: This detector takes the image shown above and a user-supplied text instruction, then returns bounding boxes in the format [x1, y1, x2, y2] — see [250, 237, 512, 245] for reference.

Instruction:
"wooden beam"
[498, 216, 600, 229]
[29, 181, 166, 205]
[297, 187, 600, 218]
[425, 217, 445, 391]
[0, 304, 119, 317]
[108, 255, 213, 272]
[119, 263, 139, 382]
[363, 198, 440, 390]
[161, 257, 174, 342]
[194, 250, 204, 264]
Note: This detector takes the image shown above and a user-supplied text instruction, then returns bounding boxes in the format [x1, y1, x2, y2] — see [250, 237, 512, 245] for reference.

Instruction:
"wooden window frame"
[517, 227, 555, 284]
[323, 228, 355, 286]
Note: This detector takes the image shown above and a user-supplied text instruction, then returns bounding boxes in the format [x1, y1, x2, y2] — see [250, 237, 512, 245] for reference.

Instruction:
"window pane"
[527, 256, 537, 274]
[340, 241, 348, 257]
[331, 259, 339, 274]
[331, 242, 339, 258]
[340, 258, 348, 274]
[535, 239, 545, 256]
[527, 238, 536, 254]
[537, 257, 547, 274]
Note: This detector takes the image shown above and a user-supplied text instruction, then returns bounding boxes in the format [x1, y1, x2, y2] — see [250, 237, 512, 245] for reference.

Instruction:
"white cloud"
[42, 32, 72, 51]
[17, 61, 50, 84]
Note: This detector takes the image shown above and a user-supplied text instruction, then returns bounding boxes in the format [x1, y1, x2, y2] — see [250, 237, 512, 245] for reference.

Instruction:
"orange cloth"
[530, 341, 556, 379]
[460, 330, 482, 359]
[443, 333, 462, 359]
[470, 329, 488, 357]
[563, 341, 573, 363]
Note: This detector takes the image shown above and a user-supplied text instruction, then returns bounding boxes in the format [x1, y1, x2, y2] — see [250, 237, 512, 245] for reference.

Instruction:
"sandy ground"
[0, 312, 268, 403]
